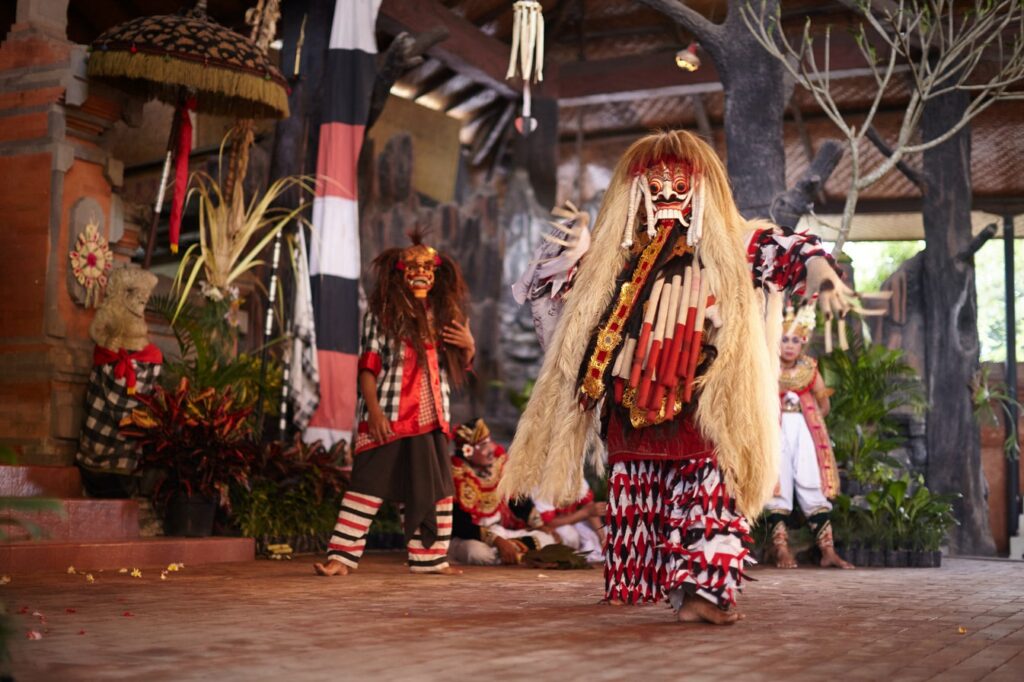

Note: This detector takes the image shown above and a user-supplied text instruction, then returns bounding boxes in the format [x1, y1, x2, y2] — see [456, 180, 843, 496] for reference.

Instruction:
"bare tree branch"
[634, 0, 724, 55]
[865, 126, 924, 188]
[742, 0, 1024, 254]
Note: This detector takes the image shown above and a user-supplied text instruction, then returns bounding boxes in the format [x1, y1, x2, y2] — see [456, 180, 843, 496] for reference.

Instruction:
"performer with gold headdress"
[314, 232, 475, 577]
[766, 305, 852, 570]
[503, 130, 853, 624]
[449, 419, 558, 565]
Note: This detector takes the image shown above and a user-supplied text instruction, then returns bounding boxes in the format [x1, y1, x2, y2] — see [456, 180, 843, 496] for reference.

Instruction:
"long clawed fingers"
[542, 233, 574, 248]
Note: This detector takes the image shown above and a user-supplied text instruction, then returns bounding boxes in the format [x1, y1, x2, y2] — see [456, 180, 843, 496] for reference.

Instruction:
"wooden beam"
[378, 0, 518, 98]
[559, 31, 892, 104]
[559, 51, 721, 104]
[412, 67, 455, 99]
[444, 84, 488, 112]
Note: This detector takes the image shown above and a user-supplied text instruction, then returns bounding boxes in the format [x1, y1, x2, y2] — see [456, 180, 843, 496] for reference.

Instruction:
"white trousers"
[765, 412, 831, 515]
[552, 522, 604, 563]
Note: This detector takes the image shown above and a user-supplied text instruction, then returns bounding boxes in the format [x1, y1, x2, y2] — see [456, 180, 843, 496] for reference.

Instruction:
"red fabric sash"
[93, 344, 163, 394]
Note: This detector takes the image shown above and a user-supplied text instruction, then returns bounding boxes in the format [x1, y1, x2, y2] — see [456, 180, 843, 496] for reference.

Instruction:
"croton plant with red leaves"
[121, 377, 257, 511]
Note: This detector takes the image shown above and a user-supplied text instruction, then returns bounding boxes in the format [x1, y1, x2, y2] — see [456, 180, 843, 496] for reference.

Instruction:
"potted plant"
[121, 377, 255, 536]
[905, 481, 958, 568]
[231, 437, 349, 554]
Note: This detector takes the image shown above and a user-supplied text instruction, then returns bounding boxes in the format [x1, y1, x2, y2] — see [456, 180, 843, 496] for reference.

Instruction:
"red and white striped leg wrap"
[605, 460, 667, 604]
[407, 497, 454, 573]
[326, 491, 383, 569]
[663, 457, 753, 609]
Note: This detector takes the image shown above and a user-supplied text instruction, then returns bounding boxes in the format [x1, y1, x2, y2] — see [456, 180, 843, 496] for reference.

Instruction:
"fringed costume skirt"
[605, 457, 753, 609]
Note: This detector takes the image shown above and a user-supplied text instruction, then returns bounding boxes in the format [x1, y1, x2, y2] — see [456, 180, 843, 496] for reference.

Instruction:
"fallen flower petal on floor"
[0, 575, 11, 585]
[958, 626, 967, 634]
[26, 630, 42, 640]
[85, 574, 96, 583]
[160, 571, 168, 580]
[65, 608, 77, 614]
[66, 566, 77, 575]
[118, 568, 128, 574]
[122, 611, 134, 617]
[130, 569, 142, 578]
[78, 630, 86, 635]
[17, 606, 28, 615]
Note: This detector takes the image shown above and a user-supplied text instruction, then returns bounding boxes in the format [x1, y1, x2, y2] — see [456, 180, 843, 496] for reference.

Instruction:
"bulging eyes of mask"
[399, 245, 440, 299]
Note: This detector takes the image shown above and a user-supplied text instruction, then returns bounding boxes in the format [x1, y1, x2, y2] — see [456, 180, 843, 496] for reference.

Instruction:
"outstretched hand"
[804, 257, 855, 319]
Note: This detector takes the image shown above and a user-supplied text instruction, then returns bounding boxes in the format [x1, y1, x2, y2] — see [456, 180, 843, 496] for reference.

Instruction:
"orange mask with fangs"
[397, 244, 441, 299]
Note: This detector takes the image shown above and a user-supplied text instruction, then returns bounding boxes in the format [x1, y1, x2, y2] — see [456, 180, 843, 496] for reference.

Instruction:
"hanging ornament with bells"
[506, 0, 544, 135]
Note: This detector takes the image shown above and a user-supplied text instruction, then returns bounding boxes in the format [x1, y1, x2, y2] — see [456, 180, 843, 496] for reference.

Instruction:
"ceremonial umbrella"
[87, 0, 289, 265]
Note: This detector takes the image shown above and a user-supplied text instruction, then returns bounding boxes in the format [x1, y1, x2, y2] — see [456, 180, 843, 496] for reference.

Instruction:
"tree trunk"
[714, 24, 787, 217]
[920, 88, 996, 555]
[636, 0, 788, 217]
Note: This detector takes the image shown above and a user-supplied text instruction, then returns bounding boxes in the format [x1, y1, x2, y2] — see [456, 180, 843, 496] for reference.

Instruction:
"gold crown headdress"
[455, 418, 491, 449]
[783, 304, 817, 340]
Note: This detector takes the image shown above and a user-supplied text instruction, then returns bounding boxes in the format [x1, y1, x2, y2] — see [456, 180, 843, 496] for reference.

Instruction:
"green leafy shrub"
[230, 438, 348, 546]
[821, 344, 926, 486]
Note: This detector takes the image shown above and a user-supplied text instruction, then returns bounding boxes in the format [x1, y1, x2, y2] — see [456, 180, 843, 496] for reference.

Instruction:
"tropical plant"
[151, 294, 283, 415]
[821, 344, 927, 486]
[171, 167, 313, 320]
[862, 475, 958, 551]
[972, 368, 1022, 460]
[121, 378, 256, 511]
[231, 437, 348, 543]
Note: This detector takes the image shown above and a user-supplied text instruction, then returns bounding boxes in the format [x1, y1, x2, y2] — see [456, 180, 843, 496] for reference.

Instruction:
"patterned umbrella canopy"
[86, 1, 288, 119]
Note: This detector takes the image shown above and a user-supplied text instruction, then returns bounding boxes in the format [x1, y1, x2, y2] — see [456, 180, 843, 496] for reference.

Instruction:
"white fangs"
[654, 208, 689, 222]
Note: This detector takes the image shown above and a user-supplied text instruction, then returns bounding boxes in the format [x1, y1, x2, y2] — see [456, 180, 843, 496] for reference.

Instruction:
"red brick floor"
[4, 554, 1024, 681]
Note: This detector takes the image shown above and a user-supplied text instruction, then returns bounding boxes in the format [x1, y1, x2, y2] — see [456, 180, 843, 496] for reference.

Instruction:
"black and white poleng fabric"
[303, 0, 381, 447]
[77, 362, 161, 474]
[289, 226, 320, 430]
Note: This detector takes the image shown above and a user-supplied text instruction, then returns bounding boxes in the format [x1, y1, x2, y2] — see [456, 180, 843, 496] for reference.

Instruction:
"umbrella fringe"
[88, 51, 289, 119]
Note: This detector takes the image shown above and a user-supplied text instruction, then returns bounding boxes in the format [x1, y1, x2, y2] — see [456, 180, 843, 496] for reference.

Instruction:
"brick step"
[0, 464, 83, 498]
[2, 498, 139, 542]
[0, 537, 255, 573]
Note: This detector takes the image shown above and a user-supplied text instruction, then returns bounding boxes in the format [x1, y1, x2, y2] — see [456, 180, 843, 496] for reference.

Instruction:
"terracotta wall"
[0, 2, 133, 465]
[980, 364, 1024, 555]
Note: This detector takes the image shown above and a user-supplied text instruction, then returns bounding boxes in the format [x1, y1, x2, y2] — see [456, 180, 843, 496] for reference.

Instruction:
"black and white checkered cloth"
[77, 360, 161, 474]
[288, 227, 320, 430]
[354, 311, 451, 428]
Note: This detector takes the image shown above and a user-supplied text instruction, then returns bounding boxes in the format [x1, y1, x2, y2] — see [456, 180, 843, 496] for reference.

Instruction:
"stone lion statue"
[90, 267, 158, 350]
[78, 266, 162, 495]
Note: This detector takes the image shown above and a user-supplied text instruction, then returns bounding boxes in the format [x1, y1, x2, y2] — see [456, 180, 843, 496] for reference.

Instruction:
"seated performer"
[450, 419, 557, 565]
[314, 232, 475, 577]
[503, 130, 854, 625]
[532, 481, 606, 563]
[765, 306, 853, 570]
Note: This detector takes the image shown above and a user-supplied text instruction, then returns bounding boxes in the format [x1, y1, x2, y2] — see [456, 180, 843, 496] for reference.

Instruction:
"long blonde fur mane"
[501, 130, 779, 518]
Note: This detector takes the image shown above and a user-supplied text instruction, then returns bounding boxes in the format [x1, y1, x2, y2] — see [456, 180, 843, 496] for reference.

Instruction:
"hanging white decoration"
[506, 0, 545, 135]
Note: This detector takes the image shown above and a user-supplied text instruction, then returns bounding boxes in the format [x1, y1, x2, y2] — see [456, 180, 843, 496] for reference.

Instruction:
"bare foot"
[313, 560, 350, 576]
[677, 597, 744, 625]
[819, 547, 854, 569]
[773, 543, 798, 569]
[415, 565, 463, 576]
[602, 598, 628, 606]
